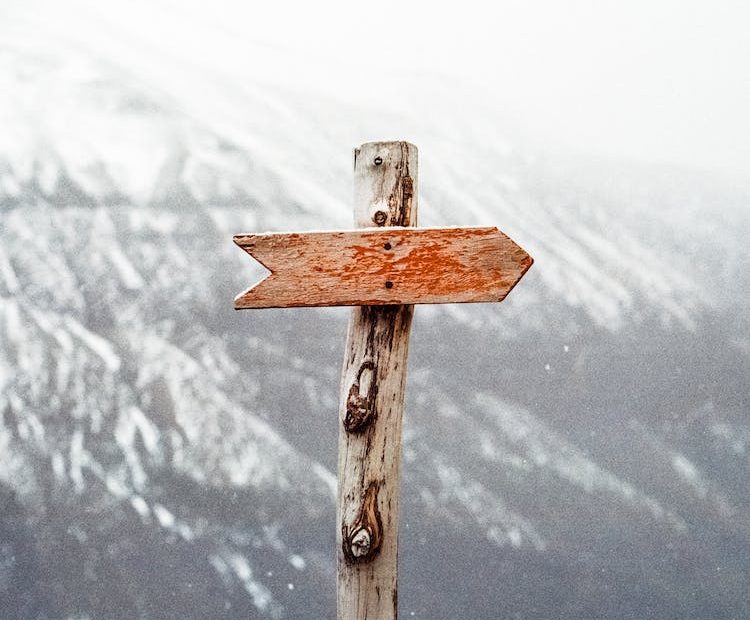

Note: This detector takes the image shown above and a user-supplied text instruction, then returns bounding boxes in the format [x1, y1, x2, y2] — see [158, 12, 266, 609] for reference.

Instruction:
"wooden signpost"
[233, 141, 533, 619]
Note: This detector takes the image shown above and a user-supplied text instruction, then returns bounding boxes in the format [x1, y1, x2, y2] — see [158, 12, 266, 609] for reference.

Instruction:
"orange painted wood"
[233, 226, 533, 309]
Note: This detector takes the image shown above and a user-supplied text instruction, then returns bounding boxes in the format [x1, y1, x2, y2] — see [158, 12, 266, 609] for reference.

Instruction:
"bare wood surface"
[233, 226, 532, 309]
[337, 141, 417, 619]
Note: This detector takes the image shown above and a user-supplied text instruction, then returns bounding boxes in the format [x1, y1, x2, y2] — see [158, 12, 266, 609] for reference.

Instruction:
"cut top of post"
[354, 141, 417, 228]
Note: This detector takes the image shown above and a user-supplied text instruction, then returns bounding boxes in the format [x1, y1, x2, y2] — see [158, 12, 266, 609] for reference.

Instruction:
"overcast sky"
[233, 0, 750, 178]
[4, 0, 750, 179]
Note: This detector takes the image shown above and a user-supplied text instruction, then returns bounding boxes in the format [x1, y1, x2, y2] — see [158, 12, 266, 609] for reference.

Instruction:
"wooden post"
[233, 140, 532, 615]
[336, 141, 417, 619]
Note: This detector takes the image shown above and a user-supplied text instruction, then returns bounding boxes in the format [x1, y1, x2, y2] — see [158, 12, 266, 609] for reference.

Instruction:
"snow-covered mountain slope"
[2, 40, 747, 331]
[1, 12, 749, 620]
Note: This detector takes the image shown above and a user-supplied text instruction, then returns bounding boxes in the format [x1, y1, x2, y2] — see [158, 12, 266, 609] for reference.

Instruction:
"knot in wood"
[349, 528, 371, 558]
[341, 481, 383, 564]
[344, 360, 377, 433]
[372, 210, 388, 226]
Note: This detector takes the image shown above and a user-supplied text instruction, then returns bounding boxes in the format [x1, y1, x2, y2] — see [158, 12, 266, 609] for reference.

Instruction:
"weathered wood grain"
[230, 140, 535, 617]
[233, 226, 532, 308]
[337, 141, 417, 619]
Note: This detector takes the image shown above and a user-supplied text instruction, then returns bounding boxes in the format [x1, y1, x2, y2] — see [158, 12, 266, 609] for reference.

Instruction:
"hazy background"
[4, 0, 750, 176]
[0, 2, 749, 619]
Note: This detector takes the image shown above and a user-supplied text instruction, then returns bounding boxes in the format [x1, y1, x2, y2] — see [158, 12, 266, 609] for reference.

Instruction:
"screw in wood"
[385, 281, 393, 289]
[383, 242, 392, 250]
[373, 156, 383, 165]
[372, 210, 388, 226]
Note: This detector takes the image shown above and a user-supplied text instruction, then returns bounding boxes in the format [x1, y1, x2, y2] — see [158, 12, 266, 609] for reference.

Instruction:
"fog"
[5, 0, 748, 178]
[1, 2, 749, 618]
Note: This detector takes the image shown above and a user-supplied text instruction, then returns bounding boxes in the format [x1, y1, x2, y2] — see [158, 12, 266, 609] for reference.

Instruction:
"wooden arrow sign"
[234, 226, 533, 309]
[232, 142, 537, 619]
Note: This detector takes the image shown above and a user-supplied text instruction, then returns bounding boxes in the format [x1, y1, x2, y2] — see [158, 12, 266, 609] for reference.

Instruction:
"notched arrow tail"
[233, 234, 276, 309]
